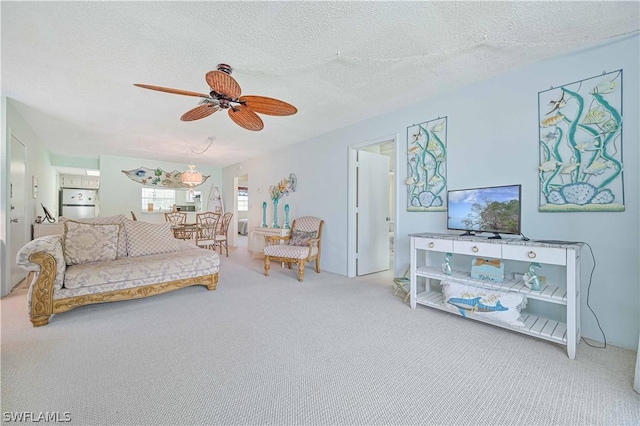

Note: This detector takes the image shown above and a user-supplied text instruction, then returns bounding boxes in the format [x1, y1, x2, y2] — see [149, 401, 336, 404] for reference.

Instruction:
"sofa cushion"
[63, 248, 219, 290]
[123, 219, 180, 257]
[63, 221, 120, 266]
[60, 214, 128, 258]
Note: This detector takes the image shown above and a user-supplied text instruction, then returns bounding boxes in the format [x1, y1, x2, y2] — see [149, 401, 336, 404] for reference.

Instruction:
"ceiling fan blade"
[228, 105, 264, 131]
[205, 70, 241, 99]
[180, 104, 220, 121]
[239, 96, 297, 116]
[133, 83, 210, 98]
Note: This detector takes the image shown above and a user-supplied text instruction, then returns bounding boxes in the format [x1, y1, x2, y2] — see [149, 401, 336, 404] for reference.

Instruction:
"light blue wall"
[50, 153, 99, 170]
[99, 154, 223, 223]
[223, 34, 639, 350]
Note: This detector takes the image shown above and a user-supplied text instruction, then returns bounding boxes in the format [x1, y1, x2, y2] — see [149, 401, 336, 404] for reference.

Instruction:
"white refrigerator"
[60, 189, 97, 219]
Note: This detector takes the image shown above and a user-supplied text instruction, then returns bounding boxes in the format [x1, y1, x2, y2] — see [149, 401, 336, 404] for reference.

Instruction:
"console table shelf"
[415, 290, 568, 345]
[410, 233, 583, 359]
[415, 267, 568, 304]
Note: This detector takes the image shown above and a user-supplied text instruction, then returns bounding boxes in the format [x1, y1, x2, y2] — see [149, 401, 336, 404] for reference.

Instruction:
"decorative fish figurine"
[542, 130, 559, 142]
[541, 114, 564, 127]
[539, 160, 561, 172]
[546, 91, 567, 115]
[430, 121, 445, 133]
[447, 297, 508, 317]
[591, 79, 616, 94]
[408, 145, 421, 154]
[560, 162, 580, 174]
[422, 162, 435, 170]
[428, 175, 442, 184]
[584, 159, 612, 175]
[426, 140, 440, 151]
[405, 176, 416, 185]
[581, 106, 606, 125]
[575, 140, 600, 152]
[600, 119, 618, 133]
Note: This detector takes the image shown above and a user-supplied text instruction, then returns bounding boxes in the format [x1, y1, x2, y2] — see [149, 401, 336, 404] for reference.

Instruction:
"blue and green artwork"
[538, 70, 624, 212]
[406, 117, 447, 212]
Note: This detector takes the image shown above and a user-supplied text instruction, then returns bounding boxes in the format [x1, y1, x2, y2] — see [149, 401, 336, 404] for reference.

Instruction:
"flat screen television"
[447, 184, 521, 239]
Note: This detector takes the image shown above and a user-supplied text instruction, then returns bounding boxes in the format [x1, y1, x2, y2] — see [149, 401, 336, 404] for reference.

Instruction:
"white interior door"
[9, 135, 28, 288]
[356, 150, 390, 275]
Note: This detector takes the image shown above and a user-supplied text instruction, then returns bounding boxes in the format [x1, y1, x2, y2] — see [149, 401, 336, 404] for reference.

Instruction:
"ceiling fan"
[134, 64, 297, 131]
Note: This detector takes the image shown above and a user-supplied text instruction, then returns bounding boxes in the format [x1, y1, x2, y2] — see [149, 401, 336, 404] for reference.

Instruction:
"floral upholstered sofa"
[16, 214, 220, 327]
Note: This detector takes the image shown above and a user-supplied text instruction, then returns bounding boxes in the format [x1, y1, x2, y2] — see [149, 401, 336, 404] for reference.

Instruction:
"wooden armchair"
[264, 216, 324, 282]
[165, 212, 192, 240]
[195, 212, 221, 251]
[214, 212, 233, 257]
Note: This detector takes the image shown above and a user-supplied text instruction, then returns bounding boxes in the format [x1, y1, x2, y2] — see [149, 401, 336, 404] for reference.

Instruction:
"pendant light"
[181, 164, 203, 186]
[181, 136, 215, 186]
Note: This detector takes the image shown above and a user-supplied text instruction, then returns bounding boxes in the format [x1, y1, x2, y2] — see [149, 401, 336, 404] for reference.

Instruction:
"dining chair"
[214, 212, 233, 257]
[263, 216, 324, 282]
[195, 212, 221, 251]
[165, 212, 190, 239]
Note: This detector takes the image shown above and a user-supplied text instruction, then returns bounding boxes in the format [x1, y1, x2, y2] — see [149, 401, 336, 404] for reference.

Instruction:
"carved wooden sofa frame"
[27, 252, 218, 327]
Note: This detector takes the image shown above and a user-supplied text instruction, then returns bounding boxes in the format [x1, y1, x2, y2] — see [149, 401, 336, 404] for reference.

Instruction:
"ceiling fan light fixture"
[181, 164, 203, 186]
[135, 63, 296, 131]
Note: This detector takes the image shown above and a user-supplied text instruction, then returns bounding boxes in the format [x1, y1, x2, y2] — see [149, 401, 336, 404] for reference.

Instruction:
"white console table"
[249, 227, 291, 259]
[410, 233, 583, 359]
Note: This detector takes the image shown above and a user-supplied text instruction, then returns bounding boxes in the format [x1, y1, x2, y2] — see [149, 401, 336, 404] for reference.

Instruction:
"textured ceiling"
[2, 2, 639, 168]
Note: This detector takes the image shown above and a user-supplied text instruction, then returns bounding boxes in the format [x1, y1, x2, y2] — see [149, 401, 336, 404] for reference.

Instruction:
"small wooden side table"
[249, 227, 291, 259]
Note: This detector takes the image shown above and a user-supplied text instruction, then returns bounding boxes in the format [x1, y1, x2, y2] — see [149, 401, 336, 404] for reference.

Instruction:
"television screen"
[447, 184, 521, 236]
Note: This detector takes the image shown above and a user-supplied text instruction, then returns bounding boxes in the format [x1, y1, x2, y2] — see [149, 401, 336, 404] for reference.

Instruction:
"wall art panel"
[406, 117, 447, 212]
[538, 70, 624, 212]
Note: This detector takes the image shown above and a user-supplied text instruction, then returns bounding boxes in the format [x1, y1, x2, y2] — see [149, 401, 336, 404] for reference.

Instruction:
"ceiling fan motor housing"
[217, 64, 233, 75]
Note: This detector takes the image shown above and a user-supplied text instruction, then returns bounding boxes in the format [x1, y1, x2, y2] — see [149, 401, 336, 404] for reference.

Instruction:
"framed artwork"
[406, 117, 447, 211]
[538, 70, 624, 212]
[32, 176, 38, 199]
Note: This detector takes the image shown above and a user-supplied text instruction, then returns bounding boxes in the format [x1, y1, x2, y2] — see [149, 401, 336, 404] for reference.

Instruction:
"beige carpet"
[1, 244, 639, 425]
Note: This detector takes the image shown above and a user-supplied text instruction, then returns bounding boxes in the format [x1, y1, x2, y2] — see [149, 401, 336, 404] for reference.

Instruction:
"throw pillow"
[123, 219, 181, 257]
[441, 281, 527, 327]
[289, 230, 317, 246]
[63, 221, 120, 266]
[60, 214, 128, 258]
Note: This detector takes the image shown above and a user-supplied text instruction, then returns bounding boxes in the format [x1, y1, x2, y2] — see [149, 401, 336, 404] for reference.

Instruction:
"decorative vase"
[442, 253, 452, 275]
[284, 204, 290, 229]
[524, 262, 543, 291]
[272, 198, 280, 228]
[261, 202, 268, 227]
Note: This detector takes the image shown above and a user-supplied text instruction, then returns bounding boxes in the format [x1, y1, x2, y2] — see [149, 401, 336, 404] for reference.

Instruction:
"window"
[238, 187, 249, 211]
[141, 188, 176, 212]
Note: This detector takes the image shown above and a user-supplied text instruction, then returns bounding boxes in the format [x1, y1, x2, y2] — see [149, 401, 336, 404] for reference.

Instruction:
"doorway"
[6, 134, 28, 296]
[234, 174, 249, 251]
[347, 135, 397, 277]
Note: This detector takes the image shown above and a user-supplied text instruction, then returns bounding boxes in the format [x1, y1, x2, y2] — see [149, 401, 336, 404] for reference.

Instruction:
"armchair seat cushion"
[264, 244, 318, 260]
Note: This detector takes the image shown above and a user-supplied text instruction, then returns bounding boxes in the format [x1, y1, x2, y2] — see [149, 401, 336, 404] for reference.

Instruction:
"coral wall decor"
[538, 70, 624, 212]
[406, 117, 447, 211]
